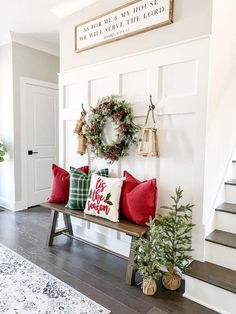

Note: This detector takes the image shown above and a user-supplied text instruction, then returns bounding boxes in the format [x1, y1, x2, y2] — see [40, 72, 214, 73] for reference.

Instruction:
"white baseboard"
[0, 197, 27, 211]
[0, 197, 15, 211]
[14, 201, 28, 211]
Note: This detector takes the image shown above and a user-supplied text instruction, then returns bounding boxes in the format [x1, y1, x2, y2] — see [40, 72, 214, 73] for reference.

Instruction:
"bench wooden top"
[41, 202, 149, 238]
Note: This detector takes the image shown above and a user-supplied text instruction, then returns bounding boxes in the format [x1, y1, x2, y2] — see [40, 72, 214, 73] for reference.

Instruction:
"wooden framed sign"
[75, 0, 174, 52]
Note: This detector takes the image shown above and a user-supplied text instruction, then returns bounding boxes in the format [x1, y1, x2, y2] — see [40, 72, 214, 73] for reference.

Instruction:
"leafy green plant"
[0, 142, 6, 162]
[158, 187, 195, 274]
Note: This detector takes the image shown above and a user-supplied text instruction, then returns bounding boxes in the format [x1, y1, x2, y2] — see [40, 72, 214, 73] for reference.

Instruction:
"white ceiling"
[0, 0, 99, 50]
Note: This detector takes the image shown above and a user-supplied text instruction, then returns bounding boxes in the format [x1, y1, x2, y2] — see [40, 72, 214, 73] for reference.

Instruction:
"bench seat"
[41, 202, 149, 285]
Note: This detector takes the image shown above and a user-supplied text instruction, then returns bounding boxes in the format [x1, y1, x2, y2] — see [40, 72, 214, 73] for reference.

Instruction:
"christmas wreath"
[85, 95, 139, 163]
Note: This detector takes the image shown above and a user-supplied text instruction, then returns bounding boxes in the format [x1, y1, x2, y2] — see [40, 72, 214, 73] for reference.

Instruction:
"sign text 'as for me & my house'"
[75, 0, 174, 52]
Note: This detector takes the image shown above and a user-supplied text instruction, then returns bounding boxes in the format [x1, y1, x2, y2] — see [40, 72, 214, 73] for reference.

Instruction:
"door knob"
[28, 150, 39, 155]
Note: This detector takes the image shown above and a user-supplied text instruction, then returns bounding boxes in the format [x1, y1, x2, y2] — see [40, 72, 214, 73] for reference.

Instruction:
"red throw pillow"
[121, 171, 157, 226]
[48, 164, 89, 203]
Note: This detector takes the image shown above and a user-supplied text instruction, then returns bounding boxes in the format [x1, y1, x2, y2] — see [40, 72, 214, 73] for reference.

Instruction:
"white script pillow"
[84, 174, 124, 222]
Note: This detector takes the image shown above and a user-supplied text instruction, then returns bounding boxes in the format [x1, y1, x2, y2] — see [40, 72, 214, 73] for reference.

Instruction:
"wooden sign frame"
[75, 0, 174, 53]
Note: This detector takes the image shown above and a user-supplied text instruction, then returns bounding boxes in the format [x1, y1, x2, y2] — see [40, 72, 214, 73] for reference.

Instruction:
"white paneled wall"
[90, 77, 112, 105]
[59, 36, 210, 259]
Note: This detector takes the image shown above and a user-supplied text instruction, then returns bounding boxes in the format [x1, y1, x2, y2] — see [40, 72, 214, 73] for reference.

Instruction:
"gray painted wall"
[0, 43, 14, 207]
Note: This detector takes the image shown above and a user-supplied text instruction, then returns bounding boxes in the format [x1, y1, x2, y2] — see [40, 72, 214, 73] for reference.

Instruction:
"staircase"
[184, 160, 236, 314]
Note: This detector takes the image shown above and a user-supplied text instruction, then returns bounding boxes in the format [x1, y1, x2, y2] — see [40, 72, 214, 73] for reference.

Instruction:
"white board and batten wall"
[59, 35, 210, 259]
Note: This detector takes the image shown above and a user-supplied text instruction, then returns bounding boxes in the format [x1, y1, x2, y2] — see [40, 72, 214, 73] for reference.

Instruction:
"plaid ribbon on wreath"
[66, 167, 109, 210]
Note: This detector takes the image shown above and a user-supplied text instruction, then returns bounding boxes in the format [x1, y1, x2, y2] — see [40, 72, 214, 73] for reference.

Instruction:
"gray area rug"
[0, 243, 110, 314]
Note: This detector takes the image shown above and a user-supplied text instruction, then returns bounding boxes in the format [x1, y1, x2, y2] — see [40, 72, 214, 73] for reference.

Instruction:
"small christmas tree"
[132, 218, 162, 295]
[132, 187, 194, 293]
[158, 186, 195, 290]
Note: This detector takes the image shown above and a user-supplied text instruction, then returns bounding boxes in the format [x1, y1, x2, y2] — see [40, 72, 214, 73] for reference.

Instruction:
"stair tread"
[225, 179, 236, 186]
[216, 202, 236, 214]
[206, 230, 236, 249]
[186, 261, 236, 294]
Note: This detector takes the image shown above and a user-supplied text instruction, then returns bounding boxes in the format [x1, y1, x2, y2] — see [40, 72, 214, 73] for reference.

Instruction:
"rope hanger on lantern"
[137, 95, 159, 157]
[74, 104, 87, 155]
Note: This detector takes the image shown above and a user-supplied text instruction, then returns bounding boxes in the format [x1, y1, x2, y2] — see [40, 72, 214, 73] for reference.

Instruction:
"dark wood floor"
[0, 207, 218, 314]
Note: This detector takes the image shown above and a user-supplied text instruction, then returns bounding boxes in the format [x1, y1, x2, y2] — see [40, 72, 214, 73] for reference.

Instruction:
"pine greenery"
[158, 187, 195, 273]
[132, 187, 195, 282]
[132, 218, 162, 281]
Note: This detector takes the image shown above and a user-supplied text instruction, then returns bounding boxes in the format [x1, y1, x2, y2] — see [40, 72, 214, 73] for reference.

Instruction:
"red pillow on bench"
[48, 164, 89, 203]
[121, 171, 157, 226]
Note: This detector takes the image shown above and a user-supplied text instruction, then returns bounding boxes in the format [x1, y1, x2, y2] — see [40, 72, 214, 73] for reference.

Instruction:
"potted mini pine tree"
[132, 218, 162, 295]
[132, 187, 194, 294]
[158, 187, 195, 290]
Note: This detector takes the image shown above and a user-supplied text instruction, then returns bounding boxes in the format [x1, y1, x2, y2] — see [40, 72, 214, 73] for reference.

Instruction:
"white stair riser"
[225, 184, 236, 204]
[215, 211, 236, 234]
[232, 163, 236, 179]
[184, 275, 236, 314]
[205, 241, 236, 271]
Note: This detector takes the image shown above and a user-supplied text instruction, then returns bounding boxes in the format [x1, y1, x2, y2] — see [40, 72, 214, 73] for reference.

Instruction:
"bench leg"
[126, 236, 136, 285]
[63, 214, 73, 236]
[47, 211, 74, 246]
[47, 210, 59, 246]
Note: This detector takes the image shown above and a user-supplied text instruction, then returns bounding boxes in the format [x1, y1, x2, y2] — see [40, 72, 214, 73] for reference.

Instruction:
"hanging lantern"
[74, 104, 87, 155]
[137, 96, 159, 157]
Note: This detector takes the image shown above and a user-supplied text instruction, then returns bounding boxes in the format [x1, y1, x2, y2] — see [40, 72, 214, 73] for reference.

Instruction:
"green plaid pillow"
[66, 168, 109, 209]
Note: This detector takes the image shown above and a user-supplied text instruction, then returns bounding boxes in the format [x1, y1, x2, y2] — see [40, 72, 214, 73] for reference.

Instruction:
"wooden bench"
[41, 202, 149, 285]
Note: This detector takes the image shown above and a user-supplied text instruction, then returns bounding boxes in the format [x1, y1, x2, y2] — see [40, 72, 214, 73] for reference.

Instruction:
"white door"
[26, 84, 58, 207]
